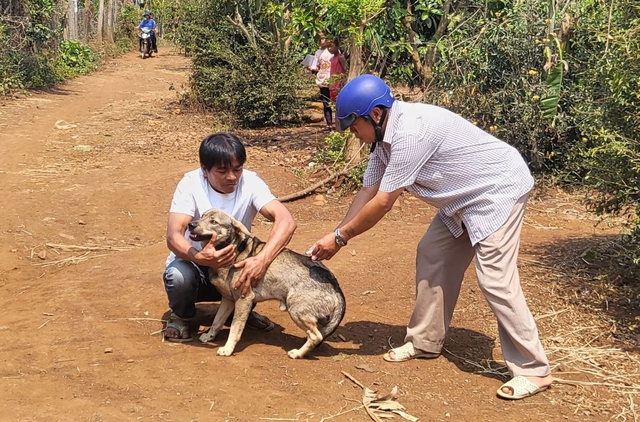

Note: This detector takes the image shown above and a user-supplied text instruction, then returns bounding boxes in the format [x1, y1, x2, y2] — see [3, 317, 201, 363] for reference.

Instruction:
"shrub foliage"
[172, 0, 307, 128]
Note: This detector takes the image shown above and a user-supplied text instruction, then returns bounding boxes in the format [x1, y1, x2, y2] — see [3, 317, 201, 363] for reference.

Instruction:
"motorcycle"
[139, 27, 153, 59]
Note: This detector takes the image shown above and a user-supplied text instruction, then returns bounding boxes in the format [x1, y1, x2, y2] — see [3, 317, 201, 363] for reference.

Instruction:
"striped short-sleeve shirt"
[363, 101, 533, 245]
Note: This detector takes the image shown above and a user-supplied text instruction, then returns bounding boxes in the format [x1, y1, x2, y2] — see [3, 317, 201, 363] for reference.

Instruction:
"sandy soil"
[0, 48, 636, 422]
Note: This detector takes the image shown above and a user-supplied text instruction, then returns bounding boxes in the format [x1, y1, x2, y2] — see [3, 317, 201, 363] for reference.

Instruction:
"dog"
[187, 208, 346, 359]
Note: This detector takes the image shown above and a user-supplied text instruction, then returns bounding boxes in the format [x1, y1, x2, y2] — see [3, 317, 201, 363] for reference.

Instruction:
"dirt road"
[0, 49, 632, 421]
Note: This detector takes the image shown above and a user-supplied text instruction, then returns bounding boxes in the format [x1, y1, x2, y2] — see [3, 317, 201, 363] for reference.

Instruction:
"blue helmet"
[335, 74, 395, 131]
[143, 10, 151, 16]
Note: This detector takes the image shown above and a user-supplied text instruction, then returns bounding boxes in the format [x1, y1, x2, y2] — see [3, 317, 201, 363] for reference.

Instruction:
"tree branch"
[277, 167, 355, 203]
[225, 6, 257, 50]
[401, 0, 429, 85]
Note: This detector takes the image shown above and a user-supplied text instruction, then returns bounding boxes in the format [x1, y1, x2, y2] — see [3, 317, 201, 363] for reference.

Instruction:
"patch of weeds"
[314, 131, 368, 192]
[55, 40, 96, 78]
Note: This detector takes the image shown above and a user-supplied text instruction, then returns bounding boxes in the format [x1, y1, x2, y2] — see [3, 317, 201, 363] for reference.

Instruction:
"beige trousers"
[405, 194, 550, 377]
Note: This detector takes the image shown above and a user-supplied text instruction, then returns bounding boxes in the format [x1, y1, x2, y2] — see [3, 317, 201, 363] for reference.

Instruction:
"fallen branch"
[45, 243, 134, 252]
[31, 252, 108, 267]
[278, 142, 367, 203]
[277, 167, 354, 202]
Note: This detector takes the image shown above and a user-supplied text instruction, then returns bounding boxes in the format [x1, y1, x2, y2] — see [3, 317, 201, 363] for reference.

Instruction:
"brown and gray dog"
[188, 209, 346, 359]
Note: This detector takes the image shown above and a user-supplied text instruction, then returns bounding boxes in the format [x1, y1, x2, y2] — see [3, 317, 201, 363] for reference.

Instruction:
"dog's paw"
[216, 347, 234, 357]
[199, 333, 215, 343]
[287, 348, 305, 359]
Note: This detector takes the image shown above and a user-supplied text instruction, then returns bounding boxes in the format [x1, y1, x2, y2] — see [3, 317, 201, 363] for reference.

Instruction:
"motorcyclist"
[138, 11, 157, 54]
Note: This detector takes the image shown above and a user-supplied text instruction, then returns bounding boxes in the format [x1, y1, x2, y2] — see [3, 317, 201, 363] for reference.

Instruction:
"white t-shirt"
[314, 48, 333, 87]
[165, 168, 276, 266]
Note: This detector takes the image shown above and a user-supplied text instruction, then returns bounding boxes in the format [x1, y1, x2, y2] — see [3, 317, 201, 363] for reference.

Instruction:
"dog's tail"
[318, 284, 346, 341]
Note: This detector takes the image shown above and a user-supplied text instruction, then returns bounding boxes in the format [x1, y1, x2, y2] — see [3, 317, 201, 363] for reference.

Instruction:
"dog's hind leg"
[199, 298, 234, 343]
[217, 294, 254, 357]
[287, 315, 323, 359]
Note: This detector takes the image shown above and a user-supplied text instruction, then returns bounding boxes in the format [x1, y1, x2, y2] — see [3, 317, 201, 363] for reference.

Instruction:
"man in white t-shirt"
[163, 133, 297, 342]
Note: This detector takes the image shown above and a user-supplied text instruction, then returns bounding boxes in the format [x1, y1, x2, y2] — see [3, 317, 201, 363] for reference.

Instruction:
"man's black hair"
[199, 133, 247, 170]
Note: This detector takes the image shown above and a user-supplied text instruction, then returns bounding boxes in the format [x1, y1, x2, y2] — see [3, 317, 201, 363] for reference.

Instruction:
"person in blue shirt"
[138, 11, 157, 54]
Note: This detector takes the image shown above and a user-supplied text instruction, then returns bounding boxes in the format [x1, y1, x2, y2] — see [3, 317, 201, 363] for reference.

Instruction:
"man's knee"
[163, 261, 199, 295]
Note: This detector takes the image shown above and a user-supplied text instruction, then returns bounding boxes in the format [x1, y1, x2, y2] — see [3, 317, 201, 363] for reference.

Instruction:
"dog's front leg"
[217, 294, 254, 357]
[199, 299, 234, 343]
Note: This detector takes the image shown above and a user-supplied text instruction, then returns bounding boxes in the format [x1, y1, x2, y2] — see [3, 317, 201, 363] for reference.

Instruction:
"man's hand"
[194, 241, 235, 269]
[308, 232, 341, 261]
[233, 255, 268, 298]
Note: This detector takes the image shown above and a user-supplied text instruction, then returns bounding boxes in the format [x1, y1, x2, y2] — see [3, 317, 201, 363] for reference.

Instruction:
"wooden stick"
[277, 143, 367, 203]
[554, 378, 640, 390]
[319, 405, 364, 422]
[277, 167, 353, 202]
[125, 317, 167, 323]
[341, 371, 366, 390]
[45, 243, 134, 252]
[535, 309, 569, 320]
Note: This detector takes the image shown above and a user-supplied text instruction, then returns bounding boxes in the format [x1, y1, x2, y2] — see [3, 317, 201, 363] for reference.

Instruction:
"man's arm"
[340, 187, 403, 242]
[166, 212, 235, 268]
[336, 184, 379, 228]
[234, 200, 297, 296]
[309, 186, 404, 261]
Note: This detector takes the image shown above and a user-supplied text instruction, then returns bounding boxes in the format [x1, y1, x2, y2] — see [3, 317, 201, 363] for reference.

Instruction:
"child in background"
[328, 38, 348, 103]
[311, 33, 334, 131]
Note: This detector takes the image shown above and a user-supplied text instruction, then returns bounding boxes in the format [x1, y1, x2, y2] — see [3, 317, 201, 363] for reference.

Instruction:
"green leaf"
[541, 62, 563, 119]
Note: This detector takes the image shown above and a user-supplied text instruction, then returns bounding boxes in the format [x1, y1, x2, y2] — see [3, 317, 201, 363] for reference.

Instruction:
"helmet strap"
[365, 107, 389, 153]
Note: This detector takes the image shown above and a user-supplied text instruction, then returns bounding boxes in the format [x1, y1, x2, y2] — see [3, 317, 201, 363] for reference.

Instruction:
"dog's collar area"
[214, 237, 232, 250]
[236, 235, 249, 255]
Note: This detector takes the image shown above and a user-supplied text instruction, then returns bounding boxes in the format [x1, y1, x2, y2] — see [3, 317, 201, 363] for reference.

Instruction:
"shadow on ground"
[161, 307, 506, 378]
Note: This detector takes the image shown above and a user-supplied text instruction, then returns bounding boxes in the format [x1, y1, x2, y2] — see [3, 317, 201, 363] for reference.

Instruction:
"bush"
[191, 37, 307, 128]
[428, 0, 640, 269]
[55, 40, 96, 77]
[0, 23, 23, 94]
[566, 2, 640, 224]
[428, 1, 570, 171]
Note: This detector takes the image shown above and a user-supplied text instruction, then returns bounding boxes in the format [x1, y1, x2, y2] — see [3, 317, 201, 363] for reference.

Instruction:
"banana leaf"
[541, 62, 563, 119]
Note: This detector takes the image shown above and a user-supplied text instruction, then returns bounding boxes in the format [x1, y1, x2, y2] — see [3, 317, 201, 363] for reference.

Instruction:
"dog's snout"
[187, 221, 197, 231]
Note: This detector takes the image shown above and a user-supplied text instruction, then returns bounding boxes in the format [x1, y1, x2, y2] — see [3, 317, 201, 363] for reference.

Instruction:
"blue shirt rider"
[138, 11, 157, 53]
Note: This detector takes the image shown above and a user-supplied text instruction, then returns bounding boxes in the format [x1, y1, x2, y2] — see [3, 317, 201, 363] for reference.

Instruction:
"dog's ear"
[231, 219, 251, 236]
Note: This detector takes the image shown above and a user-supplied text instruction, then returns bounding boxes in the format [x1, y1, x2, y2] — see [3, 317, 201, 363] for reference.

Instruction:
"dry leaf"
[363, 386, 418, 422]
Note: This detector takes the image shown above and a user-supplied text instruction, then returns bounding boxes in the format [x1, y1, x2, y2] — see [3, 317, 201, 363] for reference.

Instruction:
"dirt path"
[0, 49, 633, 421]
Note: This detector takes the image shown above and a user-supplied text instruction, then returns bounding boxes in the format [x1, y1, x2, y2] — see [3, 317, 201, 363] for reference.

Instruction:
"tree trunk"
[83, 0, 91, 43]
[401, 0, 431, 87]
[346, 27, 364, 81]
[97, 0, 104, 43]
[344, 23, 366, 164]
[65, 0, 78, 41]
[105, 0, 114, 43]
[423, 0, 453, 81]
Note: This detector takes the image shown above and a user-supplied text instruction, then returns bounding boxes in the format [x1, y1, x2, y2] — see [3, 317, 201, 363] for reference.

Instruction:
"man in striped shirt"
[308, 75, 552, 400]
